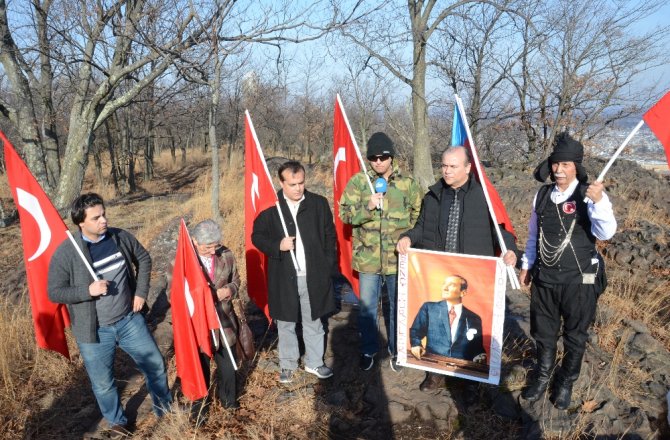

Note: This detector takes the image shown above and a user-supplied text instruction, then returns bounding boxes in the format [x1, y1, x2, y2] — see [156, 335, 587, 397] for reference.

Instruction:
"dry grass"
[0, 170, 10, 198]
[0, 297, 35, 400]
[596, 263, 670, 350]
[0, 296, 77, 439]
[1, 147, 668, 439]
[616, 180, 670, 229]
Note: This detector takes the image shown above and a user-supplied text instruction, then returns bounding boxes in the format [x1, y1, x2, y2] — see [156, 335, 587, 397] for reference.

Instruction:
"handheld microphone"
[374, 177, 387, 210]
[374, 177, 387, 194]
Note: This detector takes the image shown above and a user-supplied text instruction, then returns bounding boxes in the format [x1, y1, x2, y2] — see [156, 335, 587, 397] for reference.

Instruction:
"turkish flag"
[244, 111, 277, 320]
[2, 131, 71, 359]
[333, 95, 361, 296]
[451, 103, 516, 238]
[170, 219, 220, 400]
[643, 91, 670, 169]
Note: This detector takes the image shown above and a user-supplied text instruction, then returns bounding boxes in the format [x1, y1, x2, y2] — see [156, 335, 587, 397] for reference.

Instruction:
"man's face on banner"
[441, 275, 466, 304]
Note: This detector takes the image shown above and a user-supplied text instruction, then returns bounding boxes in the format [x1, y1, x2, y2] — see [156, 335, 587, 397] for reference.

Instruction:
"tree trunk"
[410, 48, 433, 189]
[168, 128, 177, 164]
[183, 126, 192, 165]
[209, 55, 222, 222]
[93, 147, 103, 186]
[122, 116, 137, 194]
[104, 121, 120, 193]
[35, 0, 61, 188]
[54, 118, 93, 208]
[0, 0, 51, 192]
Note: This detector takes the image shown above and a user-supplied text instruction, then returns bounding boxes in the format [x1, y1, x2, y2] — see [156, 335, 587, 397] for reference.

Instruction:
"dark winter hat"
[366, 132, 395, 158]
[533, 132, 588, 183]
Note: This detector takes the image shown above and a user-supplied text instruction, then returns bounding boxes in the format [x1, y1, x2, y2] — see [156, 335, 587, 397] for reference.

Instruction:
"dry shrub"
[0, 170, 10, 198]
[0, 296, 77, 439]
[606, 329, 653, 406]
[0, 296, 35, 400]
[596, 264, 670, 350]
[616, 181, 669, 229]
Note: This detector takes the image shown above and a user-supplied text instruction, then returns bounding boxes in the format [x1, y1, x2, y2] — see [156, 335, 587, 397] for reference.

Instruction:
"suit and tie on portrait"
[410, 275, 485, 362]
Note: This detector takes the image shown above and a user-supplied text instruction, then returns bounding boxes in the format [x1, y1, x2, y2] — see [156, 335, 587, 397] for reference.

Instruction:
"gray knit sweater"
[47, 227, 152, 343]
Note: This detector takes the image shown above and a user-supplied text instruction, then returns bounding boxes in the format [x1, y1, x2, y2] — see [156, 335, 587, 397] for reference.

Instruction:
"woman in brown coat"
[190, 219, 241, 416]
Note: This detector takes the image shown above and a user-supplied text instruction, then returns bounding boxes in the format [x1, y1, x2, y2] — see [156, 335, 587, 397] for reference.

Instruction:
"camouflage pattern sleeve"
[408, 178, 424, 225]
[338, 172, 375, 226]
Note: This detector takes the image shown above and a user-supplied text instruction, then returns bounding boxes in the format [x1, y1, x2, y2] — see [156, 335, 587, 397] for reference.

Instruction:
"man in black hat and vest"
[519, 132, 617, 409]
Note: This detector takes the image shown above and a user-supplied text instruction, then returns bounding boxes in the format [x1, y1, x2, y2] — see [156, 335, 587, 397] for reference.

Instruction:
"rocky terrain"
[0, 155, 668, 439]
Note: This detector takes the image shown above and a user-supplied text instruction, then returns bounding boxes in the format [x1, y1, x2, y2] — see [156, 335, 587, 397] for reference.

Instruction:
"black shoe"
[419, 372, 443, 393]
[223, 401, 240, 411]
[522, 377, 550, 402]
[279, 369, 294, 384]
[359, 354, 374, 371]
[551, 381, 573, 410]
[551, 349, 583, 410]
[190, 398, 210, 428]
[522, 348, 556, 402]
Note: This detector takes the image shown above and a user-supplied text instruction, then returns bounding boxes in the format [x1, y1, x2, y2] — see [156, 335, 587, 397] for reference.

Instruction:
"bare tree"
[0, 0, 60, 191]
[339, 0, 519, 188]
[509, 0, 668, 157]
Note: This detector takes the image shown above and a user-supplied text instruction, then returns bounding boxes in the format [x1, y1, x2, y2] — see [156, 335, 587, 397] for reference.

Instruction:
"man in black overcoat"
[252, 161, 337, 384]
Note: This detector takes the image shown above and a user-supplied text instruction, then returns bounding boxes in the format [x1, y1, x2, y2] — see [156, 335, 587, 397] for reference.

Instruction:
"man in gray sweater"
[48, 193, 171, 436]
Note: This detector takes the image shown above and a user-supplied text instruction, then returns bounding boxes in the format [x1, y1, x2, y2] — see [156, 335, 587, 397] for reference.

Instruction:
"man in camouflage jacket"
[339, 132, 423, 371]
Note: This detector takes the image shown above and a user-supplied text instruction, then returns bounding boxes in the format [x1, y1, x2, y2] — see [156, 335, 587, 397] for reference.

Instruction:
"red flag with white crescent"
[333, 95, 361, 296]
[170, 219, 217, 400]
[1, 131, 71, 359]
[244, 111, 277, 320]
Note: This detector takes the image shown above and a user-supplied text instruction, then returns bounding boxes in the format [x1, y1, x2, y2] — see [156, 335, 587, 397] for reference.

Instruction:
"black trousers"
[530, 281, 598, 368]
[198, 345, 237, 407]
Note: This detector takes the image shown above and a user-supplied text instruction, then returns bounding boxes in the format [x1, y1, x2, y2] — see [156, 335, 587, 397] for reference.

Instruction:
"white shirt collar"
[81, 233, 106, 243]
[553, 178, 579, 197]
[283, 193, 305, 208]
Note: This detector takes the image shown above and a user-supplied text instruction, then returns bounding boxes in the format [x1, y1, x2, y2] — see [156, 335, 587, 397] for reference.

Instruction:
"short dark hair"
[71, 193, 105, 225]
[451, 274, 468, 291]
[277, 160, 305, 181]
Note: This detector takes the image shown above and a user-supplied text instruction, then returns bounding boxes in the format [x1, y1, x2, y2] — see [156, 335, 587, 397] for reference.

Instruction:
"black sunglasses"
[368, 154, 392, 162]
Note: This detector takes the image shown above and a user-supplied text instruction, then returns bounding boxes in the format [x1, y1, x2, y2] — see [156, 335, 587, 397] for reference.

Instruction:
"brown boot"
[419, 372, 443, 393]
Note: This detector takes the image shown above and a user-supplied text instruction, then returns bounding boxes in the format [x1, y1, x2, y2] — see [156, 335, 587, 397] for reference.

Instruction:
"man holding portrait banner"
[396, 145, 518, 403]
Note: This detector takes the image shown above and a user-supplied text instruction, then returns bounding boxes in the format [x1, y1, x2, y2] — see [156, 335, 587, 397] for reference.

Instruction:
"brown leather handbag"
[232, 298, 255, 361]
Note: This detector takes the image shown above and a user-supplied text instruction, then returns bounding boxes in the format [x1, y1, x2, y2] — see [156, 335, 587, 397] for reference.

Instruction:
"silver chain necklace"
[538, 199, 580, 272]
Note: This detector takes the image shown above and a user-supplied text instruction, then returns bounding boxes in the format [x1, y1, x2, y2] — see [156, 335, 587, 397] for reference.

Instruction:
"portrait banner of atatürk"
[397, 248, 506, 384]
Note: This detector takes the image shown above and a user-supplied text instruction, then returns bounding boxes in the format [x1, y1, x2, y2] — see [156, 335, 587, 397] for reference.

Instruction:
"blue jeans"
[358, 273, 397, 357]
[78, 312, 172, 426]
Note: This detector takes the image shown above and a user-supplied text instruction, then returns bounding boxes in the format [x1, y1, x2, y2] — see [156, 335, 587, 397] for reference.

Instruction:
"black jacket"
[401, 174, 517, 256]
[251, 190, 337, 322]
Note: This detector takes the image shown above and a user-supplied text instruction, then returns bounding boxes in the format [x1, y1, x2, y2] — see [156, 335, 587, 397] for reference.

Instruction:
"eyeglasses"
[368, 155, 392, 163]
